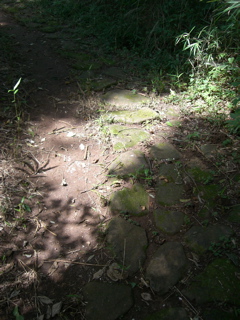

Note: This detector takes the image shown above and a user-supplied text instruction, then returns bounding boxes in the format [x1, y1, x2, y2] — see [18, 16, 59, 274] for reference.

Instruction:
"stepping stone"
[200, 144, 218, 158]
[108, 150, 149, 177]
[106, 217, 148, 275]
[143, 308, 189, 320]
[82, 281, 133, 320]
[102, 107, 158, 124]
[156, 164, 184, 206]
[150, 143, 181, 161]
[146, 242, 188, 293]
[227, 204, 240, 223]
[101, 89, 150, 107]
[184, 224, 233, 254]
[109, 124, 150, 150]
[154, 209, 184, 235]
[109, 184, 149, 216]
[183, 258, 240, 305]
[203, 309, 240, 320]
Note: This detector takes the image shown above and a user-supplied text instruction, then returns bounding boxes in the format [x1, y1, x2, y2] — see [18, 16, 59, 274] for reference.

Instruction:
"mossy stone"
[183, 258, 240, 305]
[187, 167, 214, 184]
[102, 107, 158, 124]
[143, 308, 189, 320]
[227, 205, 240, 223]
[106, 217, 148, 274]
[82, 282, 133, 320]
[109, 184, 149, 216]
[154, 210, 184, 235]
[156, 164, 184, 206]
[108, 150, 149, 177]
[101, 89, 150, 107]
[203, 309, 240, 320]
[184, 225, 233, 254]
[108, 124, 150, 150]
[150, 143, 181, 161]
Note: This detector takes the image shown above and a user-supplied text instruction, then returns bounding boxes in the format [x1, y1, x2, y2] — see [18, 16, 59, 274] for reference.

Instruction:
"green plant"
[226, 108, 240, 134]
[14, 197, 31, 216]
[8, 78, 22, 118]
[209, 236, 236, 257]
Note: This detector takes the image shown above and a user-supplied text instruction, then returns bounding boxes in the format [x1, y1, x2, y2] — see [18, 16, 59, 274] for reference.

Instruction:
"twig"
[43, 259, 107, 267]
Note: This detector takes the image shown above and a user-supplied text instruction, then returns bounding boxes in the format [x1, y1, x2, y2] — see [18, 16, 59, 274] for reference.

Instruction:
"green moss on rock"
[110, 184, 149, 216]
[183, 258, 240, 305]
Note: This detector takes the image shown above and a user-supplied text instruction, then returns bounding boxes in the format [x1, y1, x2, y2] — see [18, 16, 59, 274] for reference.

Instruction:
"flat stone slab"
[101, 89, 150, 107]
[150, 143, 181, 161]
[106, 217, 148, 275]
[110, 184, 149, 216]
[146, 242, 188, 293]
[108, 150, 149, 177]
[109, 124, 150, 150]
[82, 281, 133, 320]
[102, 107, 158, 124]
[154, 209, 184, 235]
[184, 224, 233, 254]
[144, 308, 189, 320]
[183, 258, 240, 305]
[156, 164, 184, 206]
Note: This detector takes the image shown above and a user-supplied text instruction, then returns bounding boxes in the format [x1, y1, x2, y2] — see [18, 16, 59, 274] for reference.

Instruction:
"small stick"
[43, 259, 106, 267]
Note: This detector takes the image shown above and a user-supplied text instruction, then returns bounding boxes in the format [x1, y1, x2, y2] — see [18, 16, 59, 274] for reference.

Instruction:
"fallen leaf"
[38, 296, 53, 305]
[51, 301, 62, 317]
[141, 292, 152, 301]
[93, 267, 106, 280]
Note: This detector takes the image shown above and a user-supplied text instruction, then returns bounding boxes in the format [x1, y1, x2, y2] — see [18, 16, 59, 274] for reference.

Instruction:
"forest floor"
[0, 5, 240, 320]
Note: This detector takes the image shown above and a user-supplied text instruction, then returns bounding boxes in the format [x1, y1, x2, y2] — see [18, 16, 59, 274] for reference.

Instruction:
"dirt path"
[0, 8, 240, 320]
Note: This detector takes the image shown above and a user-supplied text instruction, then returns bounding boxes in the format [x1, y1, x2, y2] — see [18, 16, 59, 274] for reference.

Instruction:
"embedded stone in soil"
[150, 142, 181, 160]
[108, 124, 150, 150]
[82, 281, 133, 320]
[143, 307, 189, 320]
[145, 242, 188, 293]
[200, 144, 218, 158]
[227, 204, 240, 223]
[106, 216, 148, 275]
[101, 106, 158, 124]
[155, 163, 184, 206]
[183, 258, 240, 305]
[101, 89, 150, 107]
[184, 224, 234, 254]
[203, 308, 240, 320]
[109, 183, 149, 216]
[108, 150, 149, 177]
[154, 209, 185, 235]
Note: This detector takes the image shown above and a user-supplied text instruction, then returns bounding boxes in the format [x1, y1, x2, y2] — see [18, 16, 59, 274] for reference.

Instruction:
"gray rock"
[108, 150, 149, 177]
[183, 258, 240, 305]
[185, 224, 234, 254]
[82, 281, 133, 320]
[150, 143, 181, 161]
[146, 242, 188, 293]
[109, 184, 149, 216]
[143, 308, 189, 320]
[154, 209, 184, 235]
[108, 124, 150, 150]
[106, 217, 148, 275]
[101, 89, 150, 107]
[156, 164, 184, 206]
